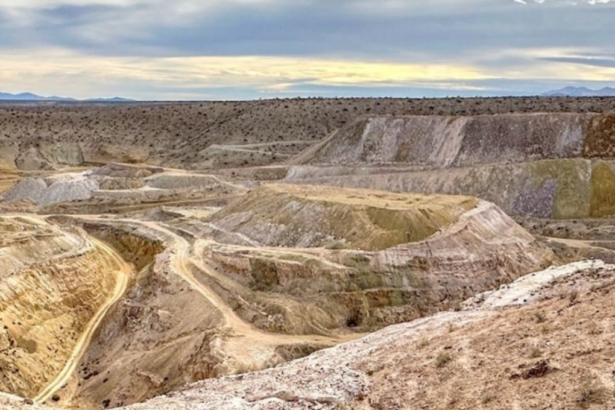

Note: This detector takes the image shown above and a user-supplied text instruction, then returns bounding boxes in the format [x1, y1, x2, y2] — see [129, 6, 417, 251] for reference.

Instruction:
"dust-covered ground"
[2, 98, 615, 410]
[2, 97, 615, 171]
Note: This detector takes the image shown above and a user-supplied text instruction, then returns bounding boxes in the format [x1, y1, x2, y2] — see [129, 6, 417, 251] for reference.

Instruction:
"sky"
[0, 0, 614, 100]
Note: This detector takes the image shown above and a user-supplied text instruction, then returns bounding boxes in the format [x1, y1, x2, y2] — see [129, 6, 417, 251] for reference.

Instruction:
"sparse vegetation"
[417, 337, 430, 349]
[529, 347, 543, 358]
[480, 391, 497, 405]
[4, 98, 615, 410]
[533, 311, 547, 323]
[435, 352, 453, 368]
[3, 97, 615, 171]
[576, 384, 607, 408]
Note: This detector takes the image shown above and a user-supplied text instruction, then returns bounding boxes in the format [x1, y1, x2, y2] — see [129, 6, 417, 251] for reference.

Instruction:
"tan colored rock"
[0, 217, 122, 399]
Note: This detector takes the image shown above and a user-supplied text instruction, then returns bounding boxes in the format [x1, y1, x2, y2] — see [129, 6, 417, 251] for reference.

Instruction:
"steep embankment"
[60, 260, 615, 410]
[17, 183, 553, 409]
[7, 258, 615, 410]
[32, 236, 131, 405]
[0, 217, 129, 401]
[203, 184, 555, 331]
[0, 164, 247, 214]
[2, 172, 100, 206]
[48, 218, 352, 410]
[148, 260, 615, 410]
[288, 114, 615, 219]
[210, 184, 479, 251]
[2, 98, 615, 171]
[292, 113, 590, 167]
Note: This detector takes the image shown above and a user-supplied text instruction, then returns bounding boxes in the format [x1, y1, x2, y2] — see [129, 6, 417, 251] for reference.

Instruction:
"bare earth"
[1, 98, 615, 410]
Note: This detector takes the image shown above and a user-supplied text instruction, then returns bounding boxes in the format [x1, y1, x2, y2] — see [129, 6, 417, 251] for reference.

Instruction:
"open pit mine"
[2, 98, 615, 410]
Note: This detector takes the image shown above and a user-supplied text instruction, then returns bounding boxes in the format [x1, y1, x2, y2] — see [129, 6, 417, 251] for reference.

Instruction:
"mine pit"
[2, 100, 615, 409]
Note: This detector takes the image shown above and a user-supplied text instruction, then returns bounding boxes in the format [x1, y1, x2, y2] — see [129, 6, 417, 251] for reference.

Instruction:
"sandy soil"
[0, 172, 18, 194]
[1, 97, 615, 170]
[2, 99, 615, 410]
[15, 260, 611, 410]
[32, 235, 133, 404]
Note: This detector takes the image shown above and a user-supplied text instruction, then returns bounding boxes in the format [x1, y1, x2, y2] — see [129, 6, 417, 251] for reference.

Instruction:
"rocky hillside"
[6, 259, 613, 410]
[209, 184, 479, 250]
[3, 99, 615, 410]
[1, 97, 615, 171]
[202, 184, 554, 331]
[293, 113, 615, 166]
[0, 180, 556, 409]
[122, 260, 615, 410]
[0, 217, 125, 399]
[286, 113, 615, 219]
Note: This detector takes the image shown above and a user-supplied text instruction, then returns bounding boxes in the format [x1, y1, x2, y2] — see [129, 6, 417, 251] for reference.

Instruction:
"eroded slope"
[2, 98, 615, 171]
[86, 260, 615, 410]
[6, 258, 613, 410]
[54, 217, 352, 410]
[293, 113, 614, 167]
[210, 184, 478, 250]
[197, 184, 555, 332]
[0, 217, 128, 400]
[4, 102, 615, 410]
[287, 114, 615, 219]
[0, 181, 553, 409]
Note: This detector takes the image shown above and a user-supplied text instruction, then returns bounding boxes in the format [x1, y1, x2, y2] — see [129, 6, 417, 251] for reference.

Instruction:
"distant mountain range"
[542, 86, 615, 97]
[0, 92, 135, 102]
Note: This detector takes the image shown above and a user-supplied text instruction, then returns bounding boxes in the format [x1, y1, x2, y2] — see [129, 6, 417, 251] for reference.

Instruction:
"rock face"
[53, 218, 346, 410]
[88, 260, 615, 410]
[210, 184, 479, 251]
[0, 165, 245, 209]
[293, 114, 588, 167]
[0, 181, 551, 409]
[9, 259, 615, 410]
[60, 224, 228, 410]
[6, 102, 615, 410]
[2, 98, 615, 171]
[204, 184, 555, 331]
[286, 159, 615, 219]
[1, 173, 100, 206]
[0, 217, 122, 399]
[287, 114, 615, 219]
[294, 113, 615, 167]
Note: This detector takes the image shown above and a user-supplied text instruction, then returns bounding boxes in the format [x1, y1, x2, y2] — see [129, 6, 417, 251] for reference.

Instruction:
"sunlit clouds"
[0, 0, 614, 99]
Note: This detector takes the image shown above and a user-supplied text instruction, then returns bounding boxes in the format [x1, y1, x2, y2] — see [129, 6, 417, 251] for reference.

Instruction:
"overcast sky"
[0, 0, 614, 100]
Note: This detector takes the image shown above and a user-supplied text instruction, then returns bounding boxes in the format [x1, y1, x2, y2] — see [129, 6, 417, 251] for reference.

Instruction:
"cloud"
[0, 49, 489, 93]
[2, 45, 615, 100]
[539, 54, 615, 68]
[0, 0, 613, 98]
[513, 0, 615, 3]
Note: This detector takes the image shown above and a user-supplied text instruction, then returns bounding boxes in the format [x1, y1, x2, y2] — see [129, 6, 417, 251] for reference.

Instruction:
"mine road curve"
[15, 212, 360, 405]
[75, 215, 363, 347]
[32, 234, 134, 404]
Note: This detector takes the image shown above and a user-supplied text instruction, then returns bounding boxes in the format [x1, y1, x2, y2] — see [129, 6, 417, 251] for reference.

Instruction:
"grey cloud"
[122, 78, 615, 100]
[57, 3, 615, 64]
[539, 56, 615, 68]
[1, 0, 614, 98]
[514, 0, 615, 4]
[2, 0, 611, 60]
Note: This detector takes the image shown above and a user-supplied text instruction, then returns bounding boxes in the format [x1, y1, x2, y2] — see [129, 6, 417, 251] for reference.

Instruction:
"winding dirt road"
[76, 216, 361, 347]
[33, 236, 133, 404]
[5, 211, 358, 405]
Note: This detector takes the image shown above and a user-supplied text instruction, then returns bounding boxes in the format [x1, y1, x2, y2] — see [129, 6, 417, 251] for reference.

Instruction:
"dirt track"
[32, 232, 133, 404]
[0, 173, 18, 194]
[75, 215, 361, 350]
